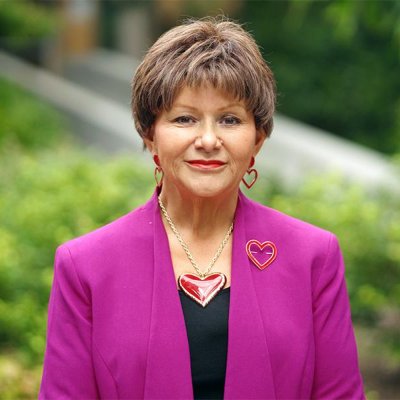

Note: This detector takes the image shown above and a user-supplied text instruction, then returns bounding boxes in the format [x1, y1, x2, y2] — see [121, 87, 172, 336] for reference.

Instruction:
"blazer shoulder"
[56, 199, 155, 277]
[68, 202, 150, 244]
[242, 196, 341, 287]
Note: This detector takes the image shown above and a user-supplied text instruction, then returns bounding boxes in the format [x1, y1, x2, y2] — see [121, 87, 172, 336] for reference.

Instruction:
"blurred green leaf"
[0, 0, 57, 48]
[241, 0, 400, 153]
[0, 78, 70, 151]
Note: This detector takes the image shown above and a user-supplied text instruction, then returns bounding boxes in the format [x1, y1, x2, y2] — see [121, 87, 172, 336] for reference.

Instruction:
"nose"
[194, 123, 222, 152]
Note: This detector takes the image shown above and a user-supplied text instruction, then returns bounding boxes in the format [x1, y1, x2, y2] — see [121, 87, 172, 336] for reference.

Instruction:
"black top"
[178, 287, 230, 400]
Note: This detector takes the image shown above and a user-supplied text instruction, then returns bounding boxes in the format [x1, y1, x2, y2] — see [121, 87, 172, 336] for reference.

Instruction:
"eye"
[173, 115, 196, 124]
[221, 115, 241, 126]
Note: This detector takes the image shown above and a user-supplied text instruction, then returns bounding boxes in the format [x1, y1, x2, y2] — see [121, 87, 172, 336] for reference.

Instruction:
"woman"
[39, 17, 365, 399]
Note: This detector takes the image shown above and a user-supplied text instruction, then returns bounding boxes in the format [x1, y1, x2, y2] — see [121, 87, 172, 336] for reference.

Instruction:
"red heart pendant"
[178, 273, 226, 307]
[246, 240, 277, 270]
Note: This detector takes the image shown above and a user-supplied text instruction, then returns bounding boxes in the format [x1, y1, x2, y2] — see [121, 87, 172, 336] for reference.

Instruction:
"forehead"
[169, 84, 248, 111]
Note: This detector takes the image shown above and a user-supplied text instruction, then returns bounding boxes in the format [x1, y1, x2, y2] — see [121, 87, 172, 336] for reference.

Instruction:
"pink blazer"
[39, 191, 365, 399]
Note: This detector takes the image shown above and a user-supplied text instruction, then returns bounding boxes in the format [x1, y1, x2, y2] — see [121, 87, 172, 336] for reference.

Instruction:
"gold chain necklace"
[158, 195, 233, 307]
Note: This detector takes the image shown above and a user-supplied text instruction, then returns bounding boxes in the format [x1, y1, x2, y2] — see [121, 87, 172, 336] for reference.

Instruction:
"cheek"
[228, 153, 251, 177]
[231, 140, 255, 161]
[156, 139, 185, 167]
[229, 143, 257, 174]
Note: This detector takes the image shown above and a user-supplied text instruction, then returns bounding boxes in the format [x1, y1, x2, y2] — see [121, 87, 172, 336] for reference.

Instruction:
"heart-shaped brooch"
[178, 273, 226, 307]
[246, 240, 277, 270]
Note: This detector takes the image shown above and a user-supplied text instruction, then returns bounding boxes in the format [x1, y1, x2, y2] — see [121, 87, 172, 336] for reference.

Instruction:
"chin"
[183, 182, 236, 199]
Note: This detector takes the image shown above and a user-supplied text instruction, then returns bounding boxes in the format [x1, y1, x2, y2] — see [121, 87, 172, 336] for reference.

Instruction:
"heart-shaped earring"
[153, 154, 164, 188]
[154, 166, 164, 188]
[242, 157, 258, 189]
[242, 169, 258, 189]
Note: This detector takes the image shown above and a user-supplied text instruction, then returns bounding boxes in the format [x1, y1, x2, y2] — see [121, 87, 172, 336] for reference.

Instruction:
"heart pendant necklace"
[158, 195, 233, 307]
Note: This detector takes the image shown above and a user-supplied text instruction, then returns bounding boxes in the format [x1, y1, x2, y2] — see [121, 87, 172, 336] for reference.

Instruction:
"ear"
[143, 137, 155, 154]
[143, 127, 157, 154]
[253, 130, 267, 156]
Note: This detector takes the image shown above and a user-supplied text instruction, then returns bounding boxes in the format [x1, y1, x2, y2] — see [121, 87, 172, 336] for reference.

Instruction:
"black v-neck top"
[178, 287, 230, 400]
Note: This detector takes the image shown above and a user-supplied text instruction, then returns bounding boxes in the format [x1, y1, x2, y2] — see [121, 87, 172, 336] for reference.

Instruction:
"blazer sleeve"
[311, 234, 365, 399]
[39, 244, 99, 399]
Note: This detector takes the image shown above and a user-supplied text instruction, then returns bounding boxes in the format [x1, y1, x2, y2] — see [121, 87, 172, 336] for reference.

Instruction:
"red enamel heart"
[178, 273, 226, 307]
[246, 240, 277, 270]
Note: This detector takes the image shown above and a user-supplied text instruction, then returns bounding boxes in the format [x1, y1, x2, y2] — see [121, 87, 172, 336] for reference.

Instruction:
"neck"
[158, 183, 239, 239]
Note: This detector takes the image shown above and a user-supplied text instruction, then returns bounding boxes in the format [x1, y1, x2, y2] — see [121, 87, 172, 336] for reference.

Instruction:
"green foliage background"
[0, 77, 399, 397]
[0, 79, 64, 151]
[0, 0, 57, 48]
[241, 0, 400, 154]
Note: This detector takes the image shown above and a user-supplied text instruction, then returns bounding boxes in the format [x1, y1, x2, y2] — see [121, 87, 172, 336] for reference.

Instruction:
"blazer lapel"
[224, 192, 276, 399]
[143, 192, 193, 399]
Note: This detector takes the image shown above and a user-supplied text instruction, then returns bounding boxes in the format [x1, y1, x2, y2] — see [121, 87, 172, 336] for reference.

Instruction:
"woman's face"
[145, 84, 266, 199]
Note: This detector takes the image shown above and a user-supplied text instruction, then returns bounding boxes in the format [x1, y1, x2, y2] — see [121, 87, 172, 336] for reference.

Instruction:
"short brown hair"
[131, 17, 276, 141]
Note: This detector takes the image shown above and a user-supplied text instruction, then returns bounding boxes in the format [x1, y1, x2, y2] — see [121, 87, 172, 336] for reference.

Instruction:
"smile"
[186, 160, 226, 170]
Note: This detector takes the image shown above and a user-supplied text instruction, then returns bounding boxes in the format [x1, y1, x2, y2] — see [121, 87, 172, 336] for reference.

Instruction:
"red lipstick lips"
[187, 160, 226, 169]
